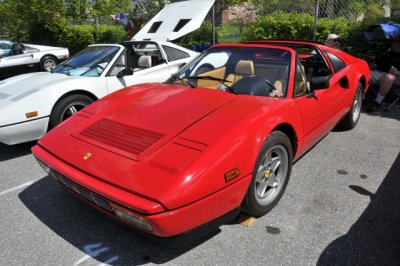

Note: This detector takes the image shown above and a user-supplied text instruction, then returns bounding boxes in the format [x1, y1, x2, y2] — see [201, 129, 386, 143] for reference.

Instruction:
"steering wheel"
[265, 79, 275, 91]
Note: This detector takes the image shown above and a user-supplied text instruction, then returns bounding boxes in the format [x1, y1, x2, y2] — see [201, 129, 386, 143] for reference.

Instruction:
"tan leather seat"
[294, 65, 309, 96]
[273, 66, 289, 96]
[226, 60, 255, 84]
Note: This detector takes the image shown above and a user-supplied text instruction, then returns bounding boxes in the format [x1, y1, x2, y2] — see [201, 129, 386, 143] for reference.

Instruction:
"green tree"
[0, 0, 65, 42]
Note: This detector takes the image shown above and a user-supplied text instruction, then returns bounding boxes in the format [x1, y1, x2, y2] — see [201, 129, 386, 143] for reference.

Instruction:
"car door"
[293, 57, 343, 152]
[1, 53, 35, 68]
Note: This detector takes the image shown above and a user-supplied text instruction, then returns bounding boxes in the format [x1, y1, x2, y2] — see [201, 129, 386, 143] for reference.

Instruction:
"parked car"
[0, 42, 69, 79]
[32, 40, 370, 245]
[0, 0, 215, 145]
[0, 40, 13, 57]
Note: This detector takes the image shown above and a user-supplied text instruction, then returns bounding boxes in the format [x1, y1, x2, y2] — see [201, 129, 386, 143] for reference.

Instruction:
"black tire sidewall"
[242, 131, 293, 217]
[49, 94, 93, 130]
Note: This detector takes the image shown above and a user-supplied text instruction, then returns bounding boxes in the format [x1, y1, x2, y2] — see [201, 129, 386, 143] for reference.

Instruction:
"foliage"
[97, 24, 129, 44]
[60, 24, 95, 54]
[178, 22, 214, 48]
[216, 24, 242, 43]
[315, 17, 352, 42]
[64, 0, 132, 20]
[54, 24, 128, 54]
[241, 12, 315, 41]
[239, 9, 400, 63]
[0, 0, 65, 42]
[1, 0, 400, 61]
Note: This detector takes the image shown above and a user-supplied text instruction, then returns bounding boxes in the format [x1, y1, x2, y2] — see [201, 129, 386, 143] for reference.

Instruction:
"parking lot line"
[0, 181, 34, 196]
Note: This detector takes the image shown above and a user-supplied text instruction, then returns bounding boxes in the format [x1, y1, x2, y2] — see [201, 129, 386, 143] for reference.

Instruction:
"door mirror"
[117, 68, 134, 78]
[310, 76, 329, 91]
[178, 62, 187, 69]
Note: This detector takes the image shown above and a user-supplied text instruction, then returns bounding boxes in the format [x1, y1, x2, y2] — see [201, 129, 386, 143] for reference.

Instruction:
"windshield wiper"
[171, 74, 194, 88]
[187, 75, 238, 94]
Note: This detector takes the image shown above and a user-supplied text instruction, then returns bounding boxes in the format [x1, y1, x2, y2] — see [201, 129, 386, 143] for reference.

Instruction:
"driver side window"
[108, 53, 126, 76]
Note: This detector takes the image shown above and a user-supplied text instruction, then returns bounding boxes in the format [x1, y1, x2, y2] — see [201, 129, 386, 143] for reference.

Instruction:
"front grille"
[50, 170, 113, 212]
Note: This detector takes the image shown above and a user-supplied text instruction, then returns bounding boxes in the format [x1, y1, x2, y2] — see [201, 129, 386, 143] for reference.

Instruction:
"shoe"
[367, 100, 381, 112]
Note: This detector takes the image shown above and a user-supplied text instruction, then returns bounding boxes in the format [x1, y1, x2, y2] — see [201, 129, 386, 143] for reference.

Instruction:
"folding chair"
[382, 85, 400, 111]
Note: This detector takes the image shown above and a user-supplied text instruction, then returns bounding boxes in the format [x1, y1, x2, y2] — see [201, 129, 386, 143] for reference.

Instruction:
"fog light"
[110, 202, 152, 231]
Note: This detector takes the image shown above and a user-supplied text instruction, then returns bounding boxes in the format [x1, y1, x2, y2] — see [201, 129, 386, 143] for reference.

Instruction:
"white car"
[0, 0, 214, 145]
[0, 42, 69, 79]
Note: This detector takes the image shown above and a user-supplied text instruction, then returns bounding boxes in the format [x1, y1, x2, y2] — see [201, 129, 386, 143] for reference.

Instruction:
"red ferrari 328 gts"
[32, 41, 370, 244]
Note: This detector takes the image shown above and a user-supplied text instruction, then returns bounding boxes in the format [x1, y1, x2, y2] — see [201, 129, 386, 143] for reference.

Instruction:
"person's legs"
[370, 69, 385, 87]
[367, 72, 397, 112]
[377, 73, 396, 100]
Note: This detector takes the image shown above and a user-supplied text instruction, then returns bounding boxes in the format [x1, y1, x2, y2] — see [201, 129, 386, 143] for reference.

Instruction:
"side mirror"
[310, 76, 329, 91]
[178, 62, 187, 69]
[117, 68, 134, 78]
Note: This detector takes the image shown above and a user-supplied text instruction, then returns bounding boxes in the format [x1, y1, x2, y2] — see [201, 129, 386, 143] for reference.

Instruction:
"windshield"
[166, 46, 291, 97]
[52, 46, 121, 77]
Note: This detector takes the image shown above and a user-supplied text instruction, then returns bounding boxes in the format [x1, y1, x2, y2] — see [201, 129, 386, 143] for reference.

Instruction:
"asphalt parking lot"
[0, 108, 399, 266]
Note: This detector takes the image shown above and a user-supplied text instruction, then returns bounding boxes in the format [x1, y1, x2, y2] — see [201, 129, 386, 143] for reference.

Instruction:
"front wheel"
[49, 94, 94, 129]
[338, 82, 363, 130]
[40, 56, 58, 71]
[242, 131, 293, 217]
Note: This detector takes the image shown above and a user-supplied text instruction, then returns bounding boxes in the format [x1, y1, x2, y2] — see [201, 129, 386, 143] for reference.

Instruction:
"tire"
[40, 56, 58, 71]
[339, 82, 363, 130]
[49, 94, 94, 129]
[242, 131, 293, 217]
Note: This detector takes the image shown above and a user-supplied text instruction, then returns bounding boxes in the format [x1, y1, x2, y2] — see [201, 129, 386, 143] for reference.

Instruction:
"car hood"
[71, 85, 237, 161]
[0, 72, 76, 106]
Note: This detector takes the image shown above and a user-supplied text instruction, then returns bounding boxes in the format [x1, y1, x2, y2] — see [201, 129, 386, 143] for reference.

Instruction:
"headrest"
[138, 55, 152, 68]
[235, 60, 254, 76]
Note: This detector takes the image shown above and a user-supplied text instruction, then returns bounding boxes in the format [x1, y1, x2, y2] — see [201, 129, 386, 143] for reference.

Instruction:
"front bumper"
[32, 144, 251, 238]
[0, 117, 49, 145]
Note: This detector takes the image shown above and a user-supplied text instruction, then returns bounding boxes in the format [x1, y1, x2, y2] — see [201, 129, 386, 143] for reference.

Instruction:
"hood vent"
[80, 118, 165, 156]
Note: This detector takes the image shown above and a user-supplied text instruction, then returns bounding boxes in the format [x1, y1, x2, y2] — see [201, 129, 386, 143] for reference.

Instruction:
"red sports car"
[32, 41, 370, 244]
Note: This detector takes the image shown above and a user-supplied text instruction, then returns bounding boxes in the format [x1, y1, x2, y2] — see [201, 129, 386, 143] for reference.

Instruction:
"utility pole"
[313, 0, 319, 41]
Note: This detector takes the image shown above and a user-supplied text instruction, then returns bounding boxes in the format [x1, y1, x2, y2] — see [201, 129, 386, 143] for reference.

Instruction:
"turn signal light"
[225, 167, 240, 182]
[26, 111, 38, 118]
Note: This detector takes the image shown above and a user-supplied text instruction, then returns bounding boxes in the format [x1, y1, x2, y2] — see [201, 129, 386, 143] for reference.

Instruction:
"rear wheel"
[242, 131, 293, 217]
[49, 94, 94, 129]
[40, 56, 58, 71]
[339, 82, 363, 130]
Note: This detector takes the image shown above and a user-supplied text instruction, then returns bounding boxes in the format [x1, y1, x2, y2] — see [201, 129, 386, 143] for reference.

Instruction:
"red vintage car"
[32, 41, 370, 244]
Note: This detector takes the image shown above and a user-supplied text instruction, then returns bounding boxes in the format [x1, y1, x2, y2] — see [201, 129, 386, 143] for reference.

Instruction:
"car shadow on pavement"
[0, 141, 36, 162]
[362, 101, 400, 121]
[317, 152, 400, 265]
[18, 176, 221, 265]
